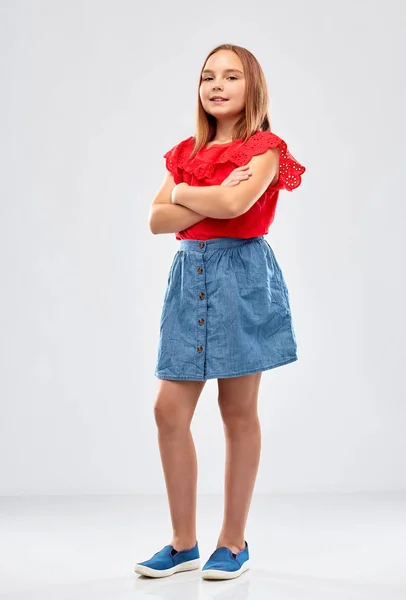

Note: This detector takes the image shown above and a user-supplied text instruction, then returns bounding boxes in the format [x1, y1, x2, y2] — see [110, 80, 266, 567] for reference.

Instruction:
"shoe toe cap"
[203, 559, 239, 572]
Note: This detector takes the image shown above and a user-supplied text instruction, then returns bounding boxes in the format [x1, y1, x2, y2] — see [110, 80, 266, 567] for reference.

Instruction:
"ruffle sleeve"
[223, 131, 306, 192]
[163, 136, 194, 185]
[163, 131, 306, 191]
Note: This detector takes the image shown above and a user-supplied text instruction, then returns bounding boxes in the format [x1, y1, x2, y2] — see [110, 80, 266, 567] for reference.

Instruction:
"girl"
[134, 44, 305, 581]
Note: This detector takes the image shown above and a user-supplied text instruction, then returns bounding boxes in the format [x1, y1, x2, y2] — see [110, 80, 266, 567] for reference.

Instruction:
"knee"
[218, 399, 259, 432]
[222, 414, 259, 433]
[153, 398, 190, 432]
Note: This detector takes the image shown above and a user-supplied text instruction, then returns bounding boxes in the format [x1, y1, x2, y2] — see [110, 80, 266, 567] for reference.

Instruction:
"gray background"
[1, 0, 405, 495]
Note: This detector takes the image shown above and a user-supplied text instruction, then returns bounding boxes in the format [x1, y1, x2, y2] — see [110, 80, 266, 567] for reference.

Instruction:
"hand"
[221, 165, 252, 187]
[171, 182, 189, 204]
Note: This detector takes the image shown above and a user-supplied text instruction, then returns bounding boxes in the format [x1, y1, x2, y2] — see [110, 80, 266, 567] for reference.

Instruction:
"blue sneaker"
[201, 541, 250, 580]
[134, 541, 200, 578]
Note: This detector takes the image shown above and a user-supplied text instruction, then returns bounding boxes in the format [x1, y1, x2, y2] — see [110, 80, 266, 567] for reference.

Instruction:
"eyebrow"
[201, 68, 244, 75]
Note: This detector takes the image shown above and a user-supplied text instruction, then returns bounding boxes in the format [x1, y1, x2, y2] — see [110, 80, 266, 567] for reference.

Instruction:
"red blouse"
[163, 130, 306, 240]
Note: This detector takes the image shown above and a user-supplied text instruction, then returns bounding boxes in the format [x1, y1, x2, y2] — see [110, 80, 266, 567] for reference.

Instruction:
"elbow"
[229, 194, 261, 218]
[222, 187, 240, 218]
[228, 197, 244, 218]
[148, 213, 159, 235]
[228, 204, 241, 218]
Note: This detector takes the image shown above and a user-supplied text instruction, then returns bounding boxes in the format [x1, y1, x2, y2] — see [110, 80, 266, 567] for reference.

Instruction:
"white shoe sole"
[134, 557, 201, 578]
[201, 559, 250, 580]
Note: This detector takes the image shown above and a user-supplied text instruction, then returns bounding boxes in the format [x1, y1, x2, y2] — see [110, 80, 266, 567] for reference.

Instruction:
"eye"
[202, 76, 238, 81]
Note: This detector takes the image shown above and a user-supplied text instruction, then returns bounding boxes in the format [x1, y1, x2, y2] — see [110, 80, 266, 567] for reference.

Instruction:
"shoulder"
[227, 130, 306, 192]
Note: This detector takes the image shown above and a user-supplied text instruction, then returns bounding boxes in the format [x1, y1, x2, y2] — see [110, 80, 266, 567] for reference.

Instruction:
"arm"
[171, 183, 234, 219]
[150, 204, 207, 234]
[149, 171, 207, 235]
[172, 147, 280, 218]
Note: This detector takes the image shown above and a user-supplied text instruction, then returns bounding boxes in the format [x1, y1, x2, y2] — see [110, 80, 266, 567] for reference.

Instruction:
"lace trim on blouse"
[164, 130, 306, 191]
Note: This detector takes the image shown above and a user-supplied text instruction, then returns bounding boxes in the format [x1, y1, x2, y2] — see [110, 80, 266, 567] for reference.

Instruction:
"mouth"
[210, 98, 229, 103]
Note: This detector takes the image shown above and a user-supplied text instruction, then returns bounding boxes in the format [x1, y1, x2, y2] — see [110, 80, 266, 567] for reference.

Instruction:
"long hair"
[190, 44, 272, 159]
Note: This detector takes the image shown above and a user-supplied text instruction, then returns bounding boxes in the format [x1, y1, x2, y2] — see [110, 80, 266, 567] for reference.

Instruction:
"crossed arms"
[149, 147, 279, 234]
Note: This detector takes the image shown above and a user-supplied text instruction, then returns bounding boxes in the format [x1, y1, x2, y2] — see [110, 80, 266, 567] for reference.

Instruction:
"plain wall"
[1, 0, 405, 494]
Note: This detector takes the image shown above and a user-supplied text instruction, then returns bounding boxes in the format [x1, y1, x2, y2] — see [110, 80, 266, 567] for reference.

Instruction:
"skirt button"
[197, 267, 203, 274]
[199, 292, 205, 299]
[199, 242, 205, 248]
[197, 345, 203, 353]
[198, 318, 204, 325]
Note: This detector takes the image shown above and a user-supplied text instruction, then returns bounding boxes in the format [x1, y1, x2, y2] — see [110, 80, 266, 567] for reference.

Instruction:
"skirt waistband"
[178, 236, 264, 252]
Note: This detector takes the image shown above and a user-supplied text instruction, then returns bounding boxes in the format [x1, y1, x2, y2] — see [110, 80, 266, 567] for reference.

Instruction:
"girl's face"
[199, 50, 246, 119]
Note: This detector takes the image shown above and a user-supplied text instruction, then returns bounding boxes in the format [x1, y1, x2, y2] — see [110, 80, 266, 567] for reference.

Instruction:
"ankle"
[216, 537, 246, 553]
[171, 537, 197, 551]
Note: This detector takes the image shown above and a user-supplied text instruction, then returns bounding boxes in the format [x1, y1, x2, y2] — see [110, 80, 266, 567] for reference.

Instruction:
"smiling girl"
[134, 43, 306, 581]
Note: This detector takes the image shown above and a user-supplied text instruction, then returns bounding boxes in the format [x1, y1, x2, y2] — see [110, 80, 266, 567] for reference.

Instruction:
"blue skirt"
[154, 236, 298, 381]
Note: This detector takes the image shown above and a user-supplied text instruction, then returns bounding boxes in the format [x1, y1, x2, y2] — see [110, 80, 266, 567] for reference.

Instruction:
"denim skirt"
[154, 236, 298, 381]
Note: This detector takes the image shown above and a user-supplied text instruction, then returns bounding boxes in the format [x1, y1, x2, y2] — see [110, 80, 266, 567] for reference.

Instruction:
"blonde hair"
[190, 44, 272, 158]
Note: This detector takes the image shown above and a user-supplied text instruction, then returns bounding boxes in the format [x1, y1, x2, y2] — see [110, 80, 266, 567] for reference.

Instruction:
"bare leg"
[216, 372, 262, 555]
[154, 379, 206, 551]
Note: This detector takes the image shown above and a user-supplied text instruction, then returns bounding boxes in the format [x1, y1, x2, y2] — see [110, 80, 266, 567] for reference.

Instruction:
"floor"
[1, 492, 405, 599]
